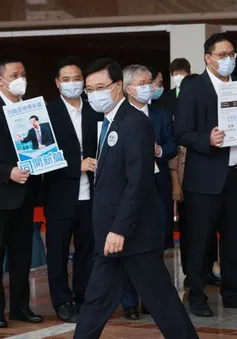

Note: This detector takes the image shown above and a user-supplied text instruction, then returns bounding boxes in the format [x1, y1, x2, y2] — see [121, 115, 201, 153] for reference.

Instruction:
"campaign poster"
[3, 96, 68, 175]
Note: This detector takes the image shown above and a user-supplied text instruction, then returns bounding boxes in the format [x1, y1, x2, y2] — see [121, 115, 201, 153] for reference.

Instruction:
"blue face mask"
[152, 87, 164, 100]
[211, 56, 236, 77]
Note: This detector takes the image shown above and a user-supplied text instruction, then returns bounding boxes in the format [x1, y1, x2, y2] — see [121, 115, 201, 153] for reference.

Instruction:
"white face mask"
[172, 75, 185, 88]
[132, 84, 153, 104]
[211, 56, 236, 77]
[87, 83, 117, 113]
[4, 77, 27, 96]
[60, 81, 84, 99]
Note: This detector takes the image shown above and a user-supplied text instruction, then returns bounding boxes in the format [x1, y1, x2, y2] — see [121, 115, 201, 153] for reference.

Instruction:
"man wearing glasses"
[120, 64, 177, 320]
[74, 58, 198, 339]
[176, 33, 237, 317]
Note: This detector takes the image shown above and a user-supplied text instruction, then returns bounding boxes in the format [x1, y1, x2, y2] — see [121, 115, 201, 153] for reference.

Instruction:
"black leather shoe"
[141, 303, 149, 315]
[55, 302, 77, 323]
[0, 317, 8, 328]
[124, 307, 140, 320]
[190, 301, 213, 317]
[10, 308, 43, 323]
[206, 272, 221, 286]
[223, 298, 237, 309]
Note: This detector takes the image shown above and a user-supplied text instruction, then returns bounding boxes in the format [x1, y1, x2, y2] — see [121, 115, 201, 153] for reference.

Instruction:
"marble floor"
[1, 248, 237, 338]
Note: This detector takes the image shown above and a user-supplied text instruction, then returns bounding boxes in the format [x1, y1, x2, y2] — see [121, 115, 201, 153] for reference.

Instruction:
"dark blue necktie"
[99, 117, 109, 152]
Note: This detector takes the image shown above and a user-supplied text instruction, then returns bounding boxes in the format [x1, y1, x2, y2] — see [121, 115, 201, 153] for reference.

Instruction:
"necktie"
[99, 117, 109, 152]
[176, 87, 180, 98]
[36, 129, 42, 145]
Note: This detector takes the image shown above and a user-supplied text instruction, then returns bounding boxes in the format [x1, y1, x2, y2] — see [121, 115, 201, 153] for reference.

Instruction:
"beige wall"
[170, 24, 221, 88]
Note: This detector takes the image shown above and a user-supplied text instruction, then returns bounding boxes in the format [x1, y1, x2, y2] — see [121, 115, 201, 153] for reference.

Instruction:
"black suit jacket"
[44, 97, 103, 219]
[175, 70, 236, 195]
[148, 105, 177, 197]
[0, 97, 38, 210]
[93, 99, 163, 257]
[23, 122, 54, 149]
[157, 88, 177, 117]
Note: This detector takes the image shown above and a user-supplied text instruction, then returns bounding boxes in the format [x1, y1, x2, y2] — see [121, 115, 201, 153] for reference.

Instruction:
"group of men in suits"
[0, 55, 199, 338]
[1, 31, 236, 338]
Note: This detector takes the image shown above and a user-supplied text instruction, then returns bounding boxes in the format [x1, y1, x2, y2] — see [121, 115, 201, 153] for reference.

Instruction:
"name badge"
[107, 131, 118, 147]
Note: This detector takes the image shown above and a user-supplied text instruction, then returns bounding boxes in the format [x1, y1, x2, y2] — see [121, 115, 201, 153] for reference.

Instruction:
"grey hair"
[123, 64, 152, 96]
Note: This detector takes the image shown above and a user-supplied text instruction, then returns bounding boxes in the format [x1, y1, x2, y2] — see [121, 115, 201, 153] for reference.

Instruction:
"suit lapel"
[148, 105, 154, 122]
[201, 70, 217, 102]
[58, 97, 80, 146]
[0, 97, 12, 134]
[81, 101, 90, 149]
[95, 99, 128, 184]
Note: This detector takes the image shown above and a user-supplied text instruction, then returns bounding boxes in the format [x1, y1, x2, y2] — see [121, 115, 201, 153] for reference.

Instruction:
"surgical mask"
[87, 83, 117, 113]
[151, 87, 164, 100]
[172, 75, 185, 88]
[211, 56, 236, 77]
[3, 77, 27, 96]
[60, 81, 84, 99]
[132, 84, 153, 104]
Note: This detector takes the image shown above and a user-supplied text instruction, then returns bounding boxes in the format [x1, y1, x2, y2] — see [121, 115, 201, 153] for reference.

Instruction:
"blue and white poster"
[3, 96, 68, 175]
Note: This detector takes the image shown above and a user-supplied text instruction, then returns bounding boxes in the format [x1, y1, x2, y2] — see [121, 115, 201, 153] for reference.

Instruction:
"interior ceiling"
[1, 0, 237, 26]
[39, 0, 237, 16]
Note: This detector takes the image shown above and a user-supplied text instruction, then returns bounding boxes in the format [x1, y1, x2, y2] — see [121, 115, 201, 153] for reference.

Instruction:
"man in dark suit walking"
[0, 57, 43, 328]
[44, 57, 102, 323]
[175, 33, 237, 317]
[17, 115, 54, 149]
[74, 58, 198, 339]
[120, 64, 177, 319]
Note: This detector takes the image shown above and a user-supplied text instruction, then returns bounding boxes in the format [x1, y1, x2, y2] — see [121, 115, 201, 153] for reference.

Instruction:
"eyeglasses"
[211, 52, 236, 60]
[129, 82, 154, 88]
[84, 81, 114, 94]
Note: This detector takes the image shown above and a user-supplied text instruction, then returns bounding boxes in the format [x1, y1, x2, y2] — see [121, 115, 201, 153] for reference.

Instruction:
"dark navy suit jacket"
[148, 106, 177, 198]
[93, 99, 163, 257]
[23, 122, 54, 150]
[175, 70, 237, 195]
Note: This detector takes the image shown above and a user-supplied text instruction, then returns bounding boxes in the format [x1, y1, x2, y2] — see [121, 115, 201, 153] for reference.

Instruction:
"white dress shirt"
[105, 97, 126, 126]
[129, 101, 163, 158]
[61, 95, 90, 201]
[97, 97, 126, 154]
[206, 68, 237, 166]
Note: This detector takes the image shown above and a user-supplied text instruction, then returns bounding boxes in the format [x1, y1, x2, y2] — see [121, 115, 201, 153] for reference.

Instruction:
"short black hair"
[56, 56, 82, 78]
[84, 58, 123, 82]
[147, 67, 162, 80]
[204, 33, 234, 55]
[0, 57, 24, 76]
[180, 73, 199, 89]
[29, 115, 39, 121]
[170, 58, 191, 75]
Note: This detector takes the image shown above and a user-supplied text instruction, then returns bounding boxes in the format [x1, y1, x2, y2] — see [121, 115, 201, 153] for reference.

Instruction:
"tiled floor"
[1, 248, 237, 338]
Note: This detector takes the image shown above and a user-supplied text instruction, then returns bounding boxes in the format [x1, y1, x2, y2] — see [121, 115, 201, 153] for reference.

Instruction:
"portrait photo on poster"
[3, 96, 67, 175]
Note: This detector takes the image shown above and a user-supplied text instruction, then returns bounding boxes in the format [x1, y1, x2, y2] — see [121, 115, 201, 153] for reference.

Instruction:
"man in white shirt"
[0, 57, 43, 328]
[44, 57, 102, 323]
[175, 32, 237, 317]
